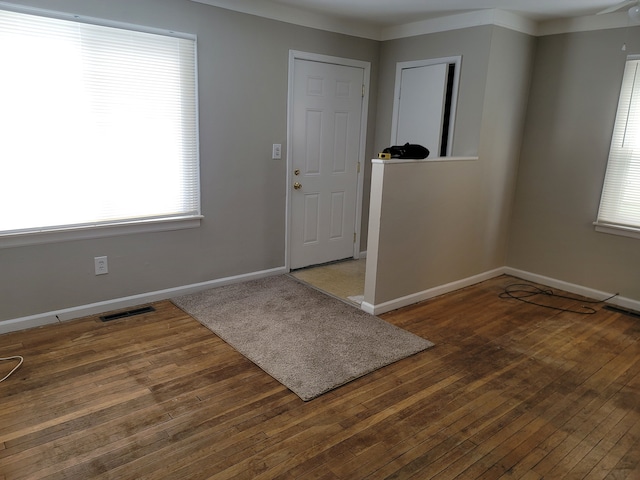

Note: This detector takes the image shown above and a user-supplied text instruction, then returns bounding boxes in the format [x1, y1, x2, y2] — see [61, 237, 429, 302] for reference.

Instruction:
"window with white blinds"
[595, 56, 640, 238]
[0, 7, 199, 243]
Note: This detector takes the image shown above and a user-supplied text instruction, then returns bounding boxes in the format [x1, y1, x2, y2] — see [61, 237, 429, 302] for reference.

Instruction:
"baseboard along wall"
[362, 267, 640, 316]
[0, 267, 287, 335]
[2, 264, 638, 334]
[361, 268, 504, 315]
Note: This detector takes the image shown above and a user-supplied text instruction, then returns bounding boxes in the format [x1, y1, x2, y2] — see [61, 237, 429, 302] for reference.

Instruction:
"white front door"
[289, 58, 364, 270]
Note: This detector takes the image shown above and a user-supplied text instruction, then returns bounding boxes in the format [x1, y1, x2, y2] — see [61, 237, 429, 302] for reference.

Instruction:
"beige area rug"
[172, 275, 434, 401]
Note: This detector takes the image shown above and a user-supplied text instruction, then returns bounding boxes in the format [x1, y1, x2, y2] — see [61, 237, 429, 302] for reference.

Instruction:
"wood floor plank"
[336, 330, 584, 480]
[579, 412, 640, 480]
[0, 275, 638, 479]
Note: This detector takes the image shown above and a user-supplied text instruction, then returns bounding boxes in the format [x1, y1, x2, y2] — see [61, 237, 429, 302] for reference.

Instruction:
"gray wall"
[507, 26, 640, 300]
[0, 0, 380, 321]
[477, 27, 536, 271]
[375, 26, 493, 157]
[367, 26, 535, 304]
[4, 0, 639, 323]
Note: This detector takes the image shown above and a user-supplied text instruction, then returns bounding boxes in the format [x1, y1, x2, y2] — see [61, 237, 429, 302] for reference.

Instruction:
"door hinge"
[354, 232, 357, 243]
[357, 162, 361, 173]
[362, 84, 365, 97]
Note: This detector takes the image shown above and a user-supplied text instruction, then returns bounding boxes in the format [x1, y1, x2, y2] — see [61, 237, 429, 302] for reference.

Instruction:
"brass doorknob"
[293, 182, 302, 190]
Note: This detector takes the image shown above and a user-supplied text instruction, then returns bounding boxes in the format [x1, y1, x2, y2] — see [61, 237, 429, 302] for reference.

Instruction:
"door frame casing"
[285, 50, 371, 271]
[390, 56, 461, 157]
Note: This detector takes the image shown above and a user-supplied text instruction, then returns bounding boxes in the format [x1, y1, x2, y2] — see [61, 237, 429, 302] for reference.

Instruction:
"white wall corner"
[491, 9, 538, 36]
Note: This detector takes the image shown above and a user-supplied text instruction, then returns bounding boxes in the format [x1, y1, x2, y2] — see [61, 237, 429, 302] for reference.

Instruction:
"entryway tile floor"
[290, 258, 366, 305]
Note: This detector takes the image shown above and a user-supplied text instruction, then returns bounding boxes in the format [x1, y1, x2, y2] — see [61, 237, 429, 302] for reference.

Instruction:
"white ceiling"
[190, 0, 639, 39]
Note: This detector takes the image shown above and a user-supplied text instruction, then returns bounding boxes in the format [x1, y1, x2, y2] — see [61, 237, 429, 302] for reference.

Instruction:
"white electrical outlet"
[272, 144, 282, 159]
[94, 256, 108, 275]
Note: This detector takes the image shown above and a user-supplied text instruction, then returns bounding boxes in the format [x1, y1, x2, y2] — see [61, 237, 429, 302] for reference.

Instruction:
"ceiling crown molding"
[189, 0, 635, 40]
[381, 9, 538, 40]
[537, 10, 633, 36]
[188, 0, 381, 39]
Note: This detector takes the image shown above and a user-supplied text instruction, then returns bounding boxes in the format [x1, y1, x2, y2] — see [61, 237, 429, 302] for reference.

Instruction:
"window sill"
[594, 222, 640, 240]
[0, 216, 203, 249]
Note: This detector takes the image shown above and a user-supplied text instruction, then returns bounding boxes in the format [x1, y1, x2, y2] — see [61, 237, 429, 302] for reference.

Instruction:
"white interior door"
[290, 59, 364, 270]
[394, 63, 448, 155]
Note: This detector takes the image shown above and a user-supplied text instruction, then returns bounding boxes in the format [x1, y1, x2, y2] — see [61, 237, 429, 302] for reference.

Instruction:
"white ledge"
[372, 156, 478, 164]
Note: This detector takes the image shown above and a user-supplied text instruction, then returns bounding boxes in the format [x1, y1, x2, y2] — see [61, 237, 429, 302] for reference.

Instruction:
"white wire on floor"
[0, 356, 24, 383]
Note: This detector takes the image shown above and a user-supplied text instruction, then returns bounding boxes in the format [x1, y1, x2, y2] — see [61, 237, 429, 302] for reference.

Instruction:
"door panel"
[290, 59, 364, 269]
[330, 191, 345, 239]
[303, 194, 320, 244]
[333, 112, 349, 172]
[305, 110, 322, 174]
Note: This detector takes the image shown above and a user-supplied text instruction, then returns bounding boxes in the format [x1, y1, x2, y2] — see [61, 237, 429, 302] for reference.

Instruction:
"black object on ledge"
[382, 143, 430, 159]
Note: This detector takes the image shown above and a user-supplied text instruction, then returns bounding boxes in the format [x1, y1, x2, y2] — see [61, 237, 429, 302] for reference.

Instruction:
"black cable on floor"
[499, 283, 618, 315]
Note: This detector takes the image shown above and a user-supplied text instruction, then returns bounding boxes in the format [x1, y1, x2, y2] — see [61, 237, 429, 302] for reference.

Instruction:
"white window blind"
[596, 56, 640, 236]
[0, 7, 199, 239]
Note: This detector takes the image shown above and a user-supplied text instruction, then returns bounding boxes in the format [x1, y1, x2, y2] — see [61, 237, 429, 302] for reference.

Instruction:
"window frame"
[0, 5, 201, 249]
[594, 54, 640, 240]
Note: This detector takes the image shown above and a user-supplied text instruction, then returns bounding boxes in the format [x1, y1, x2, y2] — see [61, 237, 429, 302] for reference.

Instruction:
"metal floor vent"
[603, 305, 640, 319]
[100, 306, 156, 322]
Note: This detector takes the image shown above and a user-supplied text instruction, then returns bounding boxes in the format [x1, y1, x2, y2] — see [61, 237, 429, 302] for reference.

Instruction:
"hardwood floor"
[0, 275, 638, 479]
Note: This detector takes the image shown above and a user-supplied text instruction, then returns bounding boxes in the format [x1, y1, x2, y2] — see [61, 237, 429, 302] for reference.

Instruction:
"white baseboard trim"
[0, 267, 287, 335]
[5, 265, 637, 335]
[503, 267, 640, 313]
[361, 267, 506, 315]
[361, 266, 640, 316]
